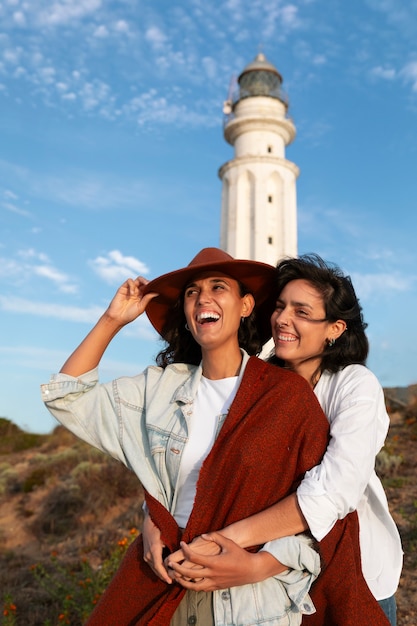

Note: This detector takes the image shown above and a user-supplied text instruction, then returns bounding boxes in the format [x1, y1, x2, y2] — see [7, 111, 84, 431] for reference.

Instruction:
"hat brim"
[143, 258, 276, 345]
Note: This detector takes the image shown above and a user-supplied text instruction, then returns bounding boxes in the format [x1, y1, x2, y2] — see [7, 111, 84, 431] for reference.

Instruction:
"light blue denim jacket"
[41, 351, 319, 625]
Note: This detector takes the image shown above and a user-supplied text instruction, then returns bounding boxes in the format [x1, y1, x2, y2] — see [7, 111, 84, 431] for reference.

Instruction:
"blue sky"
[1, 0, 417, 433]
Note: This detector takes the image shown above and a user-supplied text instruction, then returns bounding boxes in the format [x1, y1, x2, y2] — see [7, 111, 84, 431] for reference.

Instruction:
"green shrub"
[27, 528, 140, 625]
[0, 418, 46, 454]
[22, 466, 50, 493]
[30, 482, 85, 537]
[0, 466, 20, 496]
[375, 448, 403, 478]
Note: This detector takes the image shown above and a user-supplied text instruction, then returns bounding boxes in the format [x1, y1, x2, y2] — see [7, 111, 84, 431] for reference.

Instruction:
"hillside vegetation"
[0, 389, 416, 625]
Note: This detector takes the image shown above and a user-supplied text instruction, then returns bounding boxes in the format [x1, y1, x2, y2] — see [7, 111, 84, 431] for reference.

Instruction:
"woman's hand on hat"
[106, 277, 158, 325]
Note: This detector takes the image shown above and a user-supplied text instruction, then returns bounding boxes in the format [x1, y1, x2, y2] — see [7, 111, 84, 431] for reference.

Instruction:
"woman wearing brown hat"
[41, 248, 389, 626]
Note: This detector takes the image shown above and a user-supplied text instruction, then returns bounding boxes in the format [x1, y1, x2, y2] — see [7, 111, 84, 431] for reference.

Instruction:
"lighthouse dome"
[238, 53, 286, 104]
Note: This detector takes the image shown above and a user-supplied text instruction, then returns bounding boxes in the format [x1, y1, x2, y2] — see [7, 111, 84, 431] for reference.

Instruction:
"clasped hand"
[165, 532, 276, 591]
[142, 511, 283, 591]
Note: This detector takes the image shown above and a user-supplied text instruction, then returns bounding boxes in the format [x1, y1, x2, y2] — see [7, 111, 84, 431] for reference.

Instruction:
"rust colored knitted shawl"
[86, 357, 389, 626]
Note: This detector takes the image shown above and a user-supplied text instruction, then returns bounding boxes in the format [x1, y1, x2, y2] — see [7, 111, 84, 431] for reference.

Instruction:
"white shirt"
[174, 375, 239, 527]
[297, 364, 403, 600]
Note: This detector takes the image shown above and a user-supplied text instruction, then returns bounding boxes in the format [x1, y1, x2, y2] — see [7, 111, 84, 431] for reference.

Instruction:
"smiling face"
[271, 279, 346, 382]
[183, 272, 254, 357]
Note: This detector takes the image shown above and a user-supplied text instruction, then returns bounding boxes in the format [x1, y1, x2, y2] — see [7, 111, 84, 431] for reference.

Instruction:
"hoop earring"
[327, 338, 335, 347]
[185, 323, 190, 331]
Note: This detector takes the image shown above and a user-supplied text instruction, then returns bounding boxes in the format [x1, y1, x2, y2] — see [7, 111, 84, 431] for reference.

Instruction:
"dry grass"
[0, 390, 416, 624]
[0, 424, 144, 624]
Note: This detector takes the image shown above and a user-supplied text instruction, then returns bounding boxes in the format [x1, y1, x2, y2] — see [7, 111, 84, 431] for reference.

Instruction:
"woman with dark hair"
[151, 254, 401, 625]
[269, 254, 402, 624]
[270, 253, 369, 376]
[41, 248, 390, 626]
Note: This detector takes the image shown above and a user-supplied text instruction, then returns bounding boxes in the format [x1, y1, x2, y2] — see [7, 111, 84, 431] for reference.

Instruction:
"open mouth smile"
[196, 312, 220, 324]
[277, 333, 297, 342]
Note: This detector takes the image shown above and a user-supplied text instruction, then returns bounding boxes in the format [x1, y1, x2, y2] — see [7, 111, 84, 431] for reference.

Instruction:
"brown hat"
[143, 247, 276, 344]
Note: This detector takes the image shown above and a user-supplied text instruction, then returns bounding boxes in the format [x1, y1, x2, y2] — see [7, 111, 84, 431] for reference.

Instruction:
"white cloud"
[0, 295, 156, 340]
[202, 56, 217, 80]
[39, 66, 56, 84]
[371, 65, 396, 80]
[2, 201, 31, 217]
[0, 249, 78, 293]
[39, 0, 102, 26]
[225, 0, 242, 11]
[33, 265, 78, 294]
[0, 157, 153, 211]
[78, 78, 112, 111]
[0, 0, 414, 134]
[0, 258, 23, 279]
[280, 4, 299, 29]
[18, 249, 49, 263]
[14, 66, 26, 78]
[0, 295, 103, 323]
[351, 272, 414, 300]
[312, 54, 327, 66]
[401, 61, 417, 91]
[94, 24, 108, 38]
[13, 11, 26, 25]
[145, 26, 168, 50]
[3, 48, 22, 65]
[298, 119, 333, 146]
[122, 90, 217, 128]
[114, 20, 129, 33]
[4, 189, 18, 200]
[90, 250, 150, 284]
[254, 1, 302, 40]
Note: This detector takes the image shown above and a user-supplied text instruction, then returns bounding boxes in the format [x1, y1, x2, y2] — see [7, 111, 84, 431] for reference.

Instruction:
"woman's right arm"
[41, 277, 158, 453]
[60, 277, 157, 376]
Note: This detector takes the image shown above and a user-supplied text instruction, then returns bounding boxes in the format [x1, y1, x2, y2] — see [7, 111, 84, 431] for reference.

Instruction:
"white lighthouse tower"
[219, 53, 299, 266]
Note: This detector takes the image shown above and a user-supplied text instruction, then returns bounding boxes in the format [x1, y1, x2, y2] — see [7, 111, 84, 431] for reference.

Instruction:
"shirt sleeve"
[40, 368, 136, 464]
[259, 535, 320, 615]
[296, 366, 389, 541]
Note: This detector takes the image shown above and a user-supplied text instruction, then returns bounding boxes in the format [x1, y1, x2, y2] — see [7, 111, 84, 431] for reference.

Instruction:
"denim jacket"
[41, 351, 319, 625]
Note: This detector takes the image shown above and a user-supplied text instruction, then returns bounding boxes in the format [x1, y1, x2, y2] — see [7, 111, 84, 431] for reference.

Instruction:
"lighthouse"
[219, 53, 299, 266]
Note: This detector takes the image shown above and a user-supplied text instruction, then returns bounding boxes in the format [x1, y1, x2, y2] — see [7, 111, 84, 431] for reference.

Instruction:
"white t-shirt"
[174, 375, 239, 528]
[297, 364, 403, 600]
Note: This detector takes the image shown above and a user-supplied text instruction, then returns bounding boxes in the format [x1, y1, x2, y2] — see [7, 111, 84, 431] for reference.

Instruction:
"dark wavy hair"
[269, 254, 368, 377]
[156, 280, 262, 368]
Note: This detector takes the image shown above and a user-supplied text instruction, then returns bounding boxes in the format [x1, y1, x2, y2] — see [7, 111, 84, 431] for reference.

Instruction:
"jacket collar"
[172, 349, 250, 405]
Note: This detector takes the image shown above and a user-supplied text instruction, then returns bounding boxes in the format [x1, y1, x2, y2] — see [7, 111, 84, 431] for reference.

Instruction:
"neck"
[201, 346, 243, 380]
[286, 358, 321, 388]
